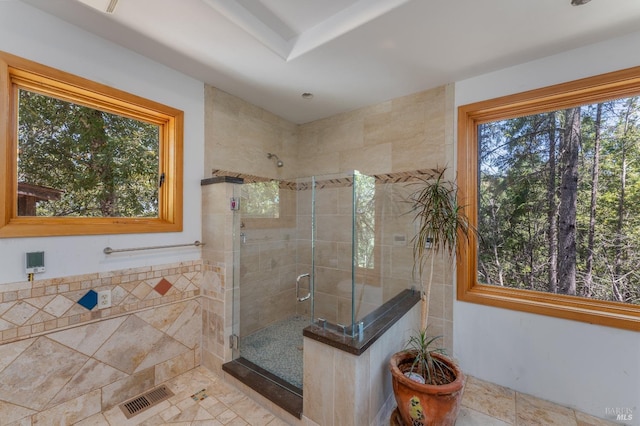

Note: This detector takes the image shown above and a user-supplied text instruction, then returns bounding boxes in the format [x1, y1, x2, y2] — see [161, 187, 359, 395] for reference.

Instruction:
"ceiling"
[20, 0, 640, 124]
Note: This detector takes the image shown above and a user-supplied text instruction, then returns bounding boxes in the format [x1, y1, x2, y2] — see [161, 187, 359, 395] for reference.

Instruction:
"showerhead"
[267, 153, 284, 167]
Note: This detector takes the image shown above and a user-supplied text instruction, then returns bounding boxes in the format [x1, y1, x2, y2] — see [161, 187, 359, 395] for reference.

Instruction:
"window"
[457, 66, 640, 331]
[0, 51, 183, 237]
[239, 180, 295, 229]
[241, 181, 280, 219]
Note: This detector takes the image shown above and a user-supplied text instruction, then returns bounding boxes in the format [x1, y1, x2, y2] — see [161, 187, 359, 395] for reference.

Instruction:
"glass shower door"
[232, 178, 308, 390]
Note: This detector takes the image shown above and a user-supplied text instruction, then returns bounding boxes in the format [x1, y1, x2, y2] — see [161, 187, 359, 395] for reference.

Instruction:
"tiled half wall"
[0, 261, 202, 424]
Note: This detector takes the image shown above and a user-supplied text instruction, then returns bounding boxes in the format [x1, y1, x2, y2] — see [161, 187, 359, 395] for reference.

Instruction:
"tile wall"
[204, 86, 299, 181]
[295, 84, 455, 350]
[201, 82, 456, 423]
[296, 85, 453, 177]
[299, 175, 452, 351]
[303, 302, 421, 425]
[0, 260, 202, 424]
[201, 181, 237, 375]
[204, 83, 455, 353]
[305, 183, 355, 326]
[238, 211, 299, 335]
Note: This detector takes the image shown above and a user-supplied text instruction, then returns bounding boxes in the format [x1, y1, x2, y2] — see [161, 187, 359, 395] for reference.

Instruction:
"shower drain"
[118, 385, 174, 419]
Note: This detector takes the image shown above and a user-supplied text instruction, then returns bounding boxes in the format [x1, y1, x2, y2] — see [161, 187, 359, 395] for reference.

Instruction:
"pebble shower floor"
[239, 315, 308, 389]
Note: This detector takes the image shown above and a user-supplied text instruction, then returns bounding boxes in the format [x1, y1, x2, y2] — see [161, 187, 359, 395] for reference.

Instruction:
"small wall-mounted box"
[26, 251, 45, 274]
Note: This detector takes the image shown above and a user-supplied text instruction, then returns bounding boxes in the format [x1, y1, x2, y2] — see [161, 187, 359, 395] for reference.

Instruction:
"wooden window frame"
[457, 66, 640, 331]
[0, 51, 183, 237]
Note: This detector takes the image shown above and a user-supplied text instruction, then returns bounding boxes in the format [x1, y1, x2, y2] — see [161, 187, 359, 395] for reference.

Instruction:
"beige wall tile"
[313, 291, 339, 324]
[52, 359, 128, 408]
[205, 87, 299, 179]
[33, 388, 102, 426]
[303, 338, 335, 425]
[340, 143, 392, 175]
[0, 265, 204, 421]
[155, 350, 196, 384]
[201, 347, 223, 375]
[296, 151, 341, 177]
[335, 349, 370, 425]
[0, 337, 33, 372]
[101, 368, 155, 410]
[0, 401, 35, 425]
[314, 188, 339, 215]
[315, 214, 353, 244]
[0, 337, 88, 411]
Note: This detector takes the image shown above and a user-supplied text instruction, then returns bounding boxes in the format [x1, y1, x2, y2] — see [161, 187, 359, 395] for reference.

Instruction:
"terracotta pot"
[389, 351, 465, 426]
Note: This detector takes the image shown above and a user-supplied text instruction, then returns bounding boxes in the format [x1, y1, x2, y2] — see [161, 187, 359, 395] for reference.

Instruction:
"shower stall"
[230, 170, 417, 391]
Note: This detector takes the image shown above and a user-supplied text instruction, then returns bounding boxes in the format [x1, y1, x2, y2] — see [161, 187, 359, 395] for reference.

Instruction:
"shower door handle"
[296, 273, 311, 302]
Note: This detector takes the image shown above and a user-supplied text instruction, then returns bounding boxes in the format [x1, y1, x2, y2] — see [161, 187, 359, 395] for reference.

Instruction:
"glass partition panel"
[309, 172, 355, 329]
[353, 176, 418, 328]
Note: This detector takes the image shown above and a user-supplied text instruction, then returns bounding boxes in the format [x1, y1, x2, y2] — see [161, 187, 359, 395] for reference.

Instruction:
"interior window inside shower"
[239, 180, 295, 229]
[241, 181, 279, 218]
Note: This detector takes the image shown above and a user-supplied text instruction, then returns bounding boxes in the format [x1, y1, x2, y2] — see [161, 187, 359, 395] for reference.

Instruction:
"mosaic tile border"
[0, 260, 202, 345]
[210, 168, 442, 190]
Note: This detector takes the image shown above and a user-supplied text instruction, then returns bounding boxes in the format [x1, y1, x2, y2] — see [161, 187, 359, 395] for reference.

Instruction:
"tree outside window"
[479, 99, 640, 306]
[0, 50, 183, 238]
[17, 90, 160, 218]
[457, 66, 640, 330]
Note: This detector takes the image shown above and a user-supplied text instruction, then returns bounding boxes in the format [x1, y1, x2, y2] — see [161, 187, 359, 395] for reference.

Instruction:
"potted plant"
[389, 168, 473, 426]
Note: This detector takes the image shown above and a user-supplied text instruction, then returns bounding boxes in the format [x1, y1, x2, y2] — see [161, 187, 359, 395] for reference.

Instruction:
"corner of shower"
[224, 169, 417, 416]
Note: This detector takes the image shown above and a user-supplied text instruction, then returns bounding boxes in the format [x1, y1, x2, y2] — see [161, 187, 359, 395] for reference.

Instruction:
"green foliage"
[479, 97, 640, 304]
[408, 168, 475, 331]
[241, 181, 280, 218]
[405, 329, 455, 386]
[18, 89, 159, 217]
[410, 169, 473, 278]
[355, 172, 376, 269]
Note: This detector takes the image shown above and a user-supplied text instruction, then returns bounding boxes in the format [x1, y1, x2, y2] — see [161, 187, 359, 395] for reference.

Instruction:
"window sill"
[458, 282, 640, 332]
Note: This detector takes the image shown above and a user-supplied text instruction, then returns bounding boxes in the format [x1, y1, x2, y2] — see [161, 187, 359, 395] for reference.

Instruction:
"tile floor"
[75, 366, 620, 426]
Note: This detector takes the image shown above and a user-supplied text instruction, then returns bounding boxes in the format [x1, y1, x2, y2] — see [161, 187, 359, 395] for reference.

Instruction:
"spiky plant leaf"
[405, 329, 455, 385]
[410, 168, 473, 278]
[408, 168, 476, 330]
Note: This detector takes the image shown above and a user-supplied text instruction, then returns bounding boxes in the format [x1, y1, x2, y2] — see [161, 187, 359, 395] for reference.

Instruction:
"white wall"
[454, 32, 640, 424]
[0, 2, 204, 284]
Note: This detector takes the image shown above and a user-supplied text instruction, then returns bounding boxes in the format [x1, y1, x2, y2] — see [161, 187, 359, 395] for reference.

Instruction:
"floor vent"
[119, 385, 174, 419]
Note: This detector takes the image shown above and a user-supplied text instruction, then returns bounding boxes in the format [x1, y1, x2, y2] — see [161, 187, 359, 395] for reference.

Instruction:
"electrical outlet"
[97, 290, 111, 309]
[424, 237, 433, 249]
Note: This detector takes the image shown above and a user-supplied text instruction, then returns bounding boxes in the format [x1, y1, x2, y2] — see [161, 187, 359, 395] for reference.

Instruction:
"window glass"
[18, 89, 160, 218]
[457, 66, 640, 330]
[0, 50, 183, 238]
[241, 181, 280, 219]
[478, 98, 640, 305]
[355, 172, 375, 269]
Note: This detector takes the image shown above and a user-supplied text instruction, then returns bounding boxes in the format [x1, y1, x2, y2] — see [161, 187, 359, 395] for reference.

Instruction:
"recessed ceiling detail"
[75, 0, 118, 13]
[27, 0, 640, 124]
[202, 0, 412, 61]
